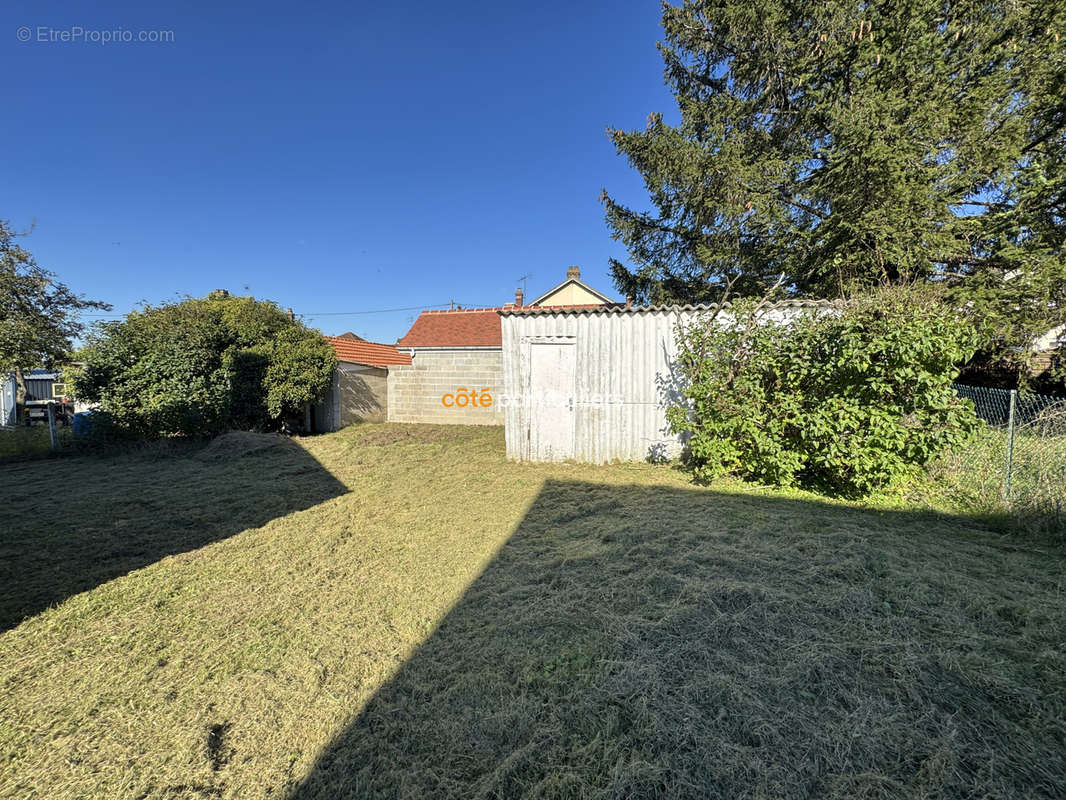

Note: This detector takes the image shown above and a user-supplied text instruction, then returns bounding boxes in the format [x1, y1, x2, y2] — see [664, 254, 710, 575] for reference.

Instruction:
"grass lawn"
[1, 425, 1064, 799]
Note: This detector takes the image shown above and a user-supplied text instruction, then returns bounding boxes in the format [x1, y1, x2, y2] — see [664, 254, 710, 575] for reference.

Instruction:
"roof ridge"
[420, 307, 505, 315]
[529, 278, 616, 306]
[324, 335, 400, 347]
[499, 298, 836, 315]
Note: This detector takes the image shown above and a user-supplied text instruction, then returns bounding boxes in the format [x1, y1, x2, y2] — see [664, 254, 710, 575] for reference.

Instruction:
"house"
[1031, 323, 1065, 376]
[528, 266, 616, 307]
[310, 336, 412, 431]
[1, 369, 77, 427]
[387, 267, 616, 425]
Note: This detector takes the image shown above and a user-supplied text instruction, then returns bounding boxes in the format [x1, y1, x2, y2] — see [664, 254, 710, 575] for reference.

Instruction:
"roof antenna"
[449, 299, 455, 310]
[516, 274, 531, 296]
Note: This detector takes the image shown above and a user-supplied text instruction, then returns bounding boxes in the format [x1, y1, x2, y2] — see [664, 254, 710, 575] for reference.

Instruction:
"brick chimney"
[515, 287, 524, 307]
[567, 265, 581, 280]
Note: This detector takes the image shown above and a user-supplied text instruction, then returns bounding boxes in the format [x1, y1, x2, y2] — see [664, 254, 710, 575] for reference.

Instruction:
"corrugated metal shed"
[500, 301, 830, 463]
[500, 305, 705, 463]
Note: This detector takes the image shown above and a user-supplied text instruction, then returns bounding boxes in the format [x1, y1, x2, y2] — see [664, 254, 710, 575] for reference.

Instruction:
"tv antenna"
[516, 274, 531, 295]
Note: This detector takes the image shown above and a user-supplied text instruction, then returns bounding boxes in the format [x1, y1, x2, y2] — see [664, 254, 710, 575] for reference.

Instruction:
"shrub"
[667, 288, 981, 496]
[71, 294, 336, 439]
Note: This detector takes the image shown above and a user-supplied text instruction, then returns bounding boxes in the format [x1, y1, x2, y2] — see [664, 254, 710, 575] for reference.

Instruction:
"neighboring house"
[388, 307, 506, 425]
[310, 336, 412, 431]
[1031, 323, 1065, 375]
[388, 267, 616, 425]
[1, 369, 78, 426]
[528, 265, 616, 307]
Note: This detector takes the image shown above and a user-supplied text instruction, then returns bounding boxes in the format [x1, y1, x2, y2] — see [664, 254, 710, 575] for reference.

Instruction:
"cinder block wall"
[388, 349, 504, 425]
[313, 363, 389, 431]
[338, 364, 388, 424]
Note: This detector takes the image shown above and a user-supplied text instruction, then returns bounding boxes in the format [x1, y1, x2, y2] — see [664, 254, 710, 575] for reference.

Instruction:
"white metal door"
[528, 342, 576, 461]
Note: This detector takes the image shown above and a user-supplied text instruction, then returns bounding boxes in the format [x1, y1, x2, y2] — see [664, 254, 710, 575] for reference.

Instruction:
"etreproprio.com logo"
[16, 25, 175, 44]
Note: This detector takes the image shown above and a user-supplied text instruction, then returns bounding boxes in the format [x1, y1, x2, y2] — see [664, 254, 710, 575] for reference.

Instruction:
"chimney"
[626, 293, 635, 308]
[567, 265, 581, 280]
[515, 287, 524, 307]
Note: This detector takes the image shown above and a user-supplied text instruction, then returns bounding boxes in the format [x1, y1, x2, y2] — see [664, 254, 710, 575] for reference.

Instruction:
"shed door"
[528, 341, 576, 461]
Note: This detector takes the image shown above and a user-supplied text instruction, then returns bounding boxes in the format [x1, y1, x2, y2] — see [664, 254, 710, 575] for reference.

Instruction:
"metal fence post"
[1003, 389, 1017, 500]
[47, 401, 59, 450]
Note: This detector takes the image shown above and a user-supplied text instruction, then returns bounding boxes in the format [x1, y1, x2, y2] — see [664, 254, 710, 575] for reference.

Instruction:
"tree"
[602, 1, 1066, 359]
[72, 292, 336, 438]
[0, 220, 110, 423]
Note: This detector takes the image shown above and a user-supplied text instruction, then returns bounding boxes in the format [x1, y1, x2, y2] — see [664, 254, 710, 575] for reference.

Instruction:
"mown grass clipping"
[1, 424, 1064, 799]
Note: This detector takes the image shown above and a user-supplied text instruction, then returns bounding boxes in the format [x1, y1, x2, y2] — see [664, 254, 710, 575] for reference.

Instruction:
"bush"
[667, 288, 981, 496]
[71, 294, 336, 439]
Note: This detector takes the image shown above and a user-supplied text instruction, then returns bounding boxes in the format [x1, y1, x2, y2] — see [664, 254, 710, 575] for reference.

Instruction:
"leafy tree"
[603, 1, 1065, 366]
[0, 220, 110, 423]
[667, 287, 980, 496]
[72, 292, 336, 438]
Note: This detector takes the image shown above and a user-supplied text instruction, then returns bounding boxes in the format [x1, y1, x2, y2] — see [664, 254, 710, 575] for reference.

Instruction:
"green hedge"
[72, 294, 336, 439]
[667, 288, 980, 496]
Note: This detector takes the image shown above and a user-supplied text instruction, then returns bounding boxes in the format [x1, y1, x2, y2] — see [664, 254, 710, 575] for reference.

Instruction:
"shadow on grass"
[0, 437, 347, 632]
[291, 480, 1066, 800]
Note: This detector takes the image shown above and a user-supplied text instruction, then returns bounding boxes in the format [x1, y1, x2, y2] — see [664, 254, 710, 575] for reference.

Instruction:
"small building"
[499, 300, 835, 463]
[388, 308, 506, 425]
[310, 337, 412, 431]
[499, 304, 699, 462]
[1, 369, 76, 427]
[388, 267, 617, 426]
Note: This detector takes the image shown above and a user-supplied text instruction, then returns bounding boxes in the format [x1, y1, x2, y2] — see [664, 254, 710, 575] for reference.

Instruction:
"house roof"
[498, 299, 834, 316]
[396, 308, 504, 348]
[325, 336, 412, 367]
[529, 277, 615, 307]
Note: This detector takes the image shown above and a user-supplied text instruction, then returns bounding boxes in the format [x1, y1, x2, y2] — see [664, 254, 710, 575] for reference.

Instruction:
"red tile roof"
[325, 336, 412, 367]
[396, 308, 504, 348]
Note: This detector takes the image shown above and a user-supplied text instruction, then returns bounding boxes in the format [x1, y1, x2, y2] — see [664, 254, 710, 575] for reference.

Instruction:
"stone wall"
[387, 349, 504, 425]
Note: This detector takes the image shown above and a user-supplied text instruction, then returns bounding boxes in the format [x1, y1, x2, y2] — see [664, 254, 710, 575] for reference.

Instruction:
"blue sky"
[3, 0, 675, 342]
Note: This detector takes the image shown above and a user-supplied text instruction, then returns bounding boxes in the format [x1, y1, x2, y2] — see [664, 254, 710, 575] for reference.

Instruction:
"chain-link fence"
[940, 384, 1066, 528]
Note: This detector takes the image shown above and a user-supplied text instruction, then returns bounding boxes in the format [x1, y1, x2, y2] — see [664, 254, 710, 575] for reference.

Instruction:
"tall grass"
[0, 425, 72, 461]
[916, 424, 1066, 536]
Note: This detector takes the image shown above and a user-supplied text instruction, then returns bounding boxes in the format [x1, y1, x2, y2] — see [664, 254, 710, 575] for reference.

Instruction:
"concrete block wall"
[338, 363, 388, 424]
[388, 348, 504, 425]
[312, 363, 389, 431]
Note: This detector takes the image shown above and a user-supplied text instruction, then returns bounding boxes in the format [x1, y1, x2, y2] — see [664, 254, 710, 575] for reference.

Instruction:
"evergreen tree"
[603, 0, 1066, 341]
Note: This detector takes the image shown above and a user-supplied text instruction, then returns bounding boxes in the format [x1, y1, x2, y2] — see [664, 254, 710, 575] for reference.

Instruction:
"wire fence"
[942, 384, 1066, 527]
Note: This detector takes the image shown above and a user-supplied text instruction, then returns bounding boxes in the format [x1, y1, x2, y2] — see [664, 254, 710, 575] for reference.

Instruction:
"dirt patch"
[195, 432, 288, 461]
